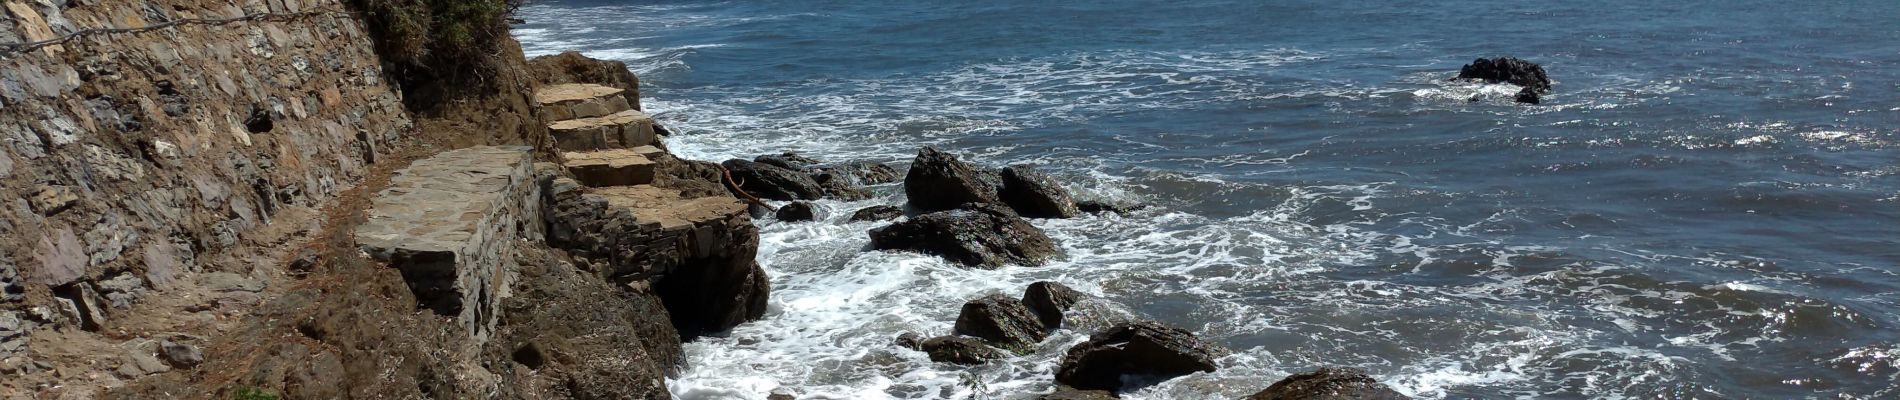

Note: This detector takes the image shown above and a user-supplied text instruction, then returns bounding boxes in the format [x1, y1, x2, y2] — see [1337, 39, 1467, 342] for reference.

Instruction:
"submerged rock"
[848, 205, 903, 222]
[1055, 321, 1226, 392]
[755, 152, 821, 171]
[867, 203, 1056, 268]
[1244, 367, 1411, 400]
[1514, 86, 1540, 105]
[920, 336, 1007, 365]
[1037, 387, 1118, 400]
[815, 161, 901, 185]
[953, 294, 1047, 352]
[1455, 57, 1551, 93]
[999, 165, 1080, 218]
[722, 159, 823, 200]
[1022, 281, 1084, 330]
[904, 147, 1000, 212]
[1076, 200, 1144, 215]
[776, 202, 818, 222]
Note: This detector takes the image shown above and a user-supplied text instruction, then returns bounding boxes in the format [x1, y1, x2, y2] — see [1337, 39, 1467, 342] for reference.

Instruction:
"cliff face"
[0, 1, 765, 398]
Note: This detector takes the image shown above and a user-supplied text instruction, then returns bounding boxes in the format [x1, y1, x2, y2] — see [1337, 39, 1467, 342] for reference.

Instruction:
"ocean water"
[511, 1, 1900, 398]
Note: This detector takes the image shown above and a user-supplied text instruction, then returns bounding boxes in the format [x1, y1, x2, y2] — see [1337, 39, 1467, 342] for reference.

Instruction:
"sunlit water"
[514, 1, 1900, 398]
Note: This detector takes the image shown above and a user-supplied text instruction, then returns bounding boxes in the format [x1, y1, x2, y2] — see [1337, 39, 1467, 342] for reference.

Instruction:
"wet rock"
[767, 388, 798, 400]
[1455, 57, 1551, 93]
[1055, 321, 1226, 391]
[920, 336, 1007, 365]
[1244, 367, 1410, 400]
[953, 294, 1047, 351]
[894, 332, 924, 350]
[755, 152, 821, 171]
[1038, 387, 1119, 400]
[815, 161, 901, 185]
[848, 205, 903, 222]
[722, 159, 823, 201]
[867, 203, 1056, 268]
[1076, 200, 1145, 215]
[1023, 281, 1083, 330]
[1514, 86, 1540, 105]
[776, 201, 818, 222]
[999, 165, 1079, 218]
[159, 340, 204, 369]
[813, 172, 874, 200]
[904, 147, 1000, 212]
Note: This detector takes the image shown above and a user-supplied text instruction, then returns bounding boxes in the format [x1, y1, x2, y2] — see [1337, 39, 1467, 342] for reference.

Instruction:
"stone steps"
[548, 109, 659, 152]
[355, 146, 541, 344]
[563, 149, 657, 188]
[534, 83, 633, 121]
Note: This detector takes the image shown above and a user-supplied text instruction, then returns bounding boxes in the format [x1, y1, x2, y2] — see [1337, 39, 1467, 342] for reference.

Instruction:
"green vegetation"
[232, 388, 279, 400]
[346, 0, 516, 84]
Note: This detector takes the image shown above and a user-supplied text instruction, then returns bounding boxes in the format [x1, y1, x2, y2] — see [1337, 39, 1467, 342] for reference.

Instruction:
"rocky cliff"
[0, 1, 765, 398]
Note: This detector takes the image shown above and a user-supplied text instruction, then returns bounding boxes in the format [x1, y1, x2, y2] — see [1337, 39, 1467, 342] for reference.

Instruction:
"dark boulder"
[904, 147, 1000, 212]
[1076, 200, 1145, 215]
[848, 205, 904, 222]
[776, 202, 819, 222]
[867, 203, 1056, 268]
[816, 161, 901, 185]
[895, 332, 925, 350]
[1055, 321, 1226, 392]
[920, 336, 1007, 365]
[1244, 367, 1410, 400]
[814, 172, 874, 200]
[1514, 87, 1540, 105]
[1455, 57, 1551, 93]
[722, 159, 823, 201]
[1022, 281, 1083, 330]
[953, 294, 1048, 352]
[999, 165, 1080, 218]
[1038, 387, 1118, 400]
[755, 152, 822, 171]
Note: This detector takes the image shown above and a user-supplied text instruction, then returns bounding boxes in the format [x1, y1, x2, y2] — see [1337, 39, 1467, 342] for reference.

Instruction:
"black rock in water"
[904, 147, 1000, 212]
[1244, 367, 1411, 400]
[1022, 281, 1083, 330]
[1456, 57, 1551, 93]
[1514, 86, 1541, 104]
[867, 203, 1056, 268]
[776, 202, 818, 222]
[920, 336, 1007, 365]
[953, 294, 1047, 351]
[999, 165, 1080, 218]
[848, 205, 904, 222]
[722, 159, 823, 201]
[1055, 321, 1226, 392]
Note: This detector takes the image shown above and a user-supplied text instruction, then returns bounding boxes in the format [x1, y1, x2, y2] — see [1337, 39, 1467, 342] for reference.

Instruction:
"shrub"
[347, 0, 512, 84]
[233, 388, 279, 400]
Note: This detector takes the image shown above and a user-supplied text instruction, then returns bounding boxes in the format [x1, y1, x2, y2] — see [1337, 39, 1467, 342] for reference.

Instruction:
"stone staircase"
[535, 83, 667, 187]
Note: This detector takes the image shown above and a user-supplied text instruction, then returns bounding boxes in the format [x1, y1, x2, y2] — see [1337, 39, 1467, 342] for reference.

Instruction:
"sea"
[510, 1, 1900, 398]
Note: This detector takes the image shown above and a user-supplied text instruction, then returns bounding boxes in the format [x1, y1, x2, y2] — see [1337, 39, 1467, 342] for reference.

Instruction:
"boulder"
[813, 172, 874, 200]
[776, 202, 818, 222]
[867, 203, 1056, 268]
[1038, 387, 1118, 400]
[848, 205, 903, 222]
[904, 147, 999, 212]
[1022, 281, 1083, 330]
[920, 336, 1007, 365]
[722, 159, 823, 201]
[1055, 321, 1226, 392]
[953, 294, 1047, 351]
[1455, 57, 1551, 93]
[999, 165, 1079, 218]
[755, 152, 821, 171]
[1244, 367, 1410, 400]
[815, 161, 901, 185]
[1514, 87, 1540, 105]
[1076, 200, 1144, 215]
[894, 332, 924, 350]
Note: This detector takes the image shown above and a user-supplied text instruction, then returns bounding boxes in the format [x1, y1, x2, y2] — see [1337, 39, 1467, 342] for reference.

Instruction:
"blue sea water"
[512, 1, 1900, 398]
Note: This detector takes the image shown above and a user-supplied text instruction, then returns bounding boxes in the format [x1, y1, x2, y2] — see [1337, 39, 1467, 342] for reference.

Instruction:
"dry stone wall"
[0, 0, 406, 352]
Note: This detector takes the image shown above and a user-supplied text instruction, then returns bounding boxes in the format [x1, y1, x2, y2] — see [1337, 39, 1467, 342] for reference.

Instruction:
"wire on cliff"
[0, 7, 348, 59]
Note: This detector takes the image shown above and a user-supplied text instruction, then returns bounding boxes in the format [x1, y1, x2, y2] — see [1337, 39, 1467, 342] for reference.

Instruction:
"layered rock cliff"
[0, 1, 765, 398]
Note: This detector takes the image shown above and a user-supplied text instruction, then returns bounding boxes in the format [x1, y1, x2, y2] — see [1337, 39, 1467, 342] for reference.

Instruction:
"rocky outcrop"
[848, 205, 904, 222]
[1244, 368, 1410, 400]
[867, 203, 1056, 268]
[920, 336, 1007, 365]
[999, 165, 1080, 218]
[1455, 57, 1551, 104]
[722, 159, 823, 201]
[953, 294, 1047, 352]
[776, 202, 818, 222]
[534, 83, 633, 121]
[544, 179, 769, 339]
[357, 146, 541, 343]
[1514, 87, 1540, 105]
[1023, 281, 1083, 330]
[904, 147, 1001, 212]
[1055, 321, 1227, 392]
[528, 51, 643, 111]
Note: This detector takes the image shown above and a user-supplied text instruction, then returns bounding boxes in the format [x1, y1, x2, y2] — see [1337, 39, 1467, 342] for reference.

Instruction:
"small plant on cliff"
[347, 0, 511, 84]
[232, 388, 279, 400]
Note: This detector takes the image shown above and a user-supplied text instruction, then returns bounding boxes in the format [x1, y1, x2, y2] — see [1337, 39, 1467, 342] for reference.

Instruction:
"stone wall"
[0, 0, 406, 354]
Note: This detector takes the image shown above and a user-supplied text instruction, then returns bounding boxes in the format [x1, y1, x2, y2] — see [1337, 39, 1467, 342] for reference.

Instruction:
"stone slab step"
[356, 146, 540, 344]
[535, 83, 633, 120]
[564, 149, 657, 187]
[592, 185, 748, 233]
[548, 109, 659, 152]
